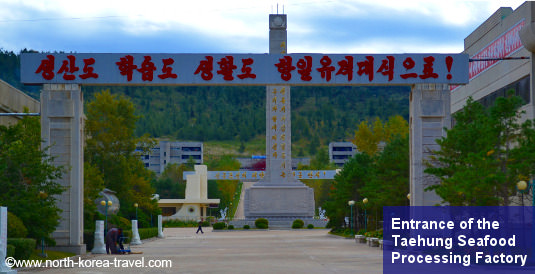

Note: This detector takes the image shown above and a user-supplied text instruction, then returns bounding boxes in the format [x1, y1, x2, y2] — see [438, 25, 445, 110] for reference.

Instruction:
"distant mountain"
[1, 50, 410, 156]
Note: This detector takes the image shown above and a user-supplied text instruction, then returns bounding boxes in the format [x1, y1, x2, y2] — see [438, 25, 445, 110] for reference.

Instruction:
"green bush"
[163, 219, 198, 227]
[138, 227, 158, 239]
[307, 224, 314, 229]
[83, 230, 94, 251]
[228, 225, 234, 230]
[108, 215, 132, 231]
[213, 222, 227, 230]
[243, 225, 250, 229]
[292, 219, 304, 229]
[7, 212, 27, 238]
[255, 218, 269, 229]
[7, 238, 36, 260]
[6, 244, 15, 258]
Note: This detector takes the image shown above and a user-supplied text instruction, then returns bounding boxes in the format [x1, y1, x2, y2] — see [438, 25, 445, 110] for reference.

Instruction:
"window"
[333, 147, 353, 152]
[182, 147, 201, 152]
[182, 155, 202, 159]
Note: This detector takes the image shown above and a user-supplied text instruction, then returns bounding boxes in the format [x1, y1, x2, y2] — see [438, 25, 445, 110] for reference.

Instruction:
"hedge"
[6, 244, 15, 258]
[213, 222, 226, 230]
[7, 238, 36, 260]
[138, 228, 158, 239]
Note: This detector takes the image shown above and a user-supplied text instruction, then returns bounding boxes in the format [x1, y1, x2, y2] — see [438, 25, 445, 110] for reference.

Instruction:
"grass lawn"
[28, 249, 75, 262]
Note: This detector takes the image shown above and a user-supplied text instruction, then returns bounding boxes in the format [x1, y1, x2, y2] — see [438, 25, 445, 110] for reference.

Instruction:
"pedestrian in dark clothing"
[105, 227, 123, 254]
[196, 220, 204, 234]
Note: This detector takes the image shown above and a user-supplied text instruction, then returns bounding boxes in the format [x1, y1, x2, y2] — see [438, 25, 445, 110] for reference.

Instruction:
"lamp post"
[407, 193, 411, 206]
[38, 191, 48, 258]
[517, 180, 534, 260]
[348, 200, 355, 236]
[363, 198, 368, 233]
[134, 203, 138, 220]
[101, 200, 112, 235]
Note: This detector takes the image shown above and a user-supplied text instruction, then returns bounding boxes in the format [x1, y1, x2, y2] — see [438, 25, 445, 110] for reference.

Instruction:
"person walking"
[196, 220, 204, 234]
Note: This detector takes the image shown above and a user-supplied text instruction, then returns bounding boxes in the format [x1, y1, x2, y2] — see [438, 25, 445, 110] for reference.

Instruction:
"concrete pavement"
[18, 228, 382, 274]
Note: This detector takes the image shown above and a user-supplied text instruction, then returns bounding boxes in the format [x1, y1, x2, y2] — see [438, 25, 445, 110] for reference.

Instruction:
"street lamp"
[363, 198, 369, 233]
[348, 200, 355, 236]
[38, 191, 48, 258]
[517, 180, 535, 261]
[134, 203, 138, 220]
[101, 200, 112, 235]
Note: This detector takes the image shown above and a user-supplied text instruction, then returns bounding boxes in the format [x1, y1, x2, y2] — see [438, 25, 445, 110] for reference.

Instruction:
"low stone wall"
[230, 218, 328, 229]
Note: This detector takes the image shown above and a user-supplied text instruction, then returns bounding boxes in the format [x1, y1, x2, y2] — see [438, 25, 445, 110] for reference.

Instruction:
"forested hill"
[1, 50, 410, 155]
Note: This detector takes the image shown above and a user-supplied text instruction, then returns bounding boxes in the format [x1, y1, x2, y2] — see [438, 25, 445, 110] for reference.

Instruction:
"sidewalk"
[17, 228, 382, 274]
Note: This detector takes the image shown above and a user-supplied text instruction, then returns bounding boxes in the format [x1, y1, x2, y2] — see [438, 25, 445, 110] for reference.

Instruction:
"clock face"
[272, 16, 285, 28]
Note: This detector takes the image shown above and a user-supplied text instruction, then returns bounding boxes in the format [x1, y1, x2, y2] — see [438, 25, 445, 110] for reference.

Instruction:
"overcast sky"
[0, 0, 526, 54]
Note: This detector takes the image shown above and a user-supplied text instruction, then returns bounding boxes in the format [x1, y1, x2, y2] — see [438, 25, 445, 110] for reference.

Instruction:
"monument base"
[244, 183, 315, 218]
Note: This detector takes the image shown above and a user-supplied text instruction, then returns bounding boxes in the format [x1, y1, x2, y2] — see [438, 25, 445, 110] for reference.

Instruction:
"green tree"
[206, 155, 241, 209]
[323, 153, 375, 229]
[352, 115, 408, 156]
[85, 90, 158, 220]
[425, 94, 535, 206]
[360, 134, 410, 208]
[0, 116, 65, 243]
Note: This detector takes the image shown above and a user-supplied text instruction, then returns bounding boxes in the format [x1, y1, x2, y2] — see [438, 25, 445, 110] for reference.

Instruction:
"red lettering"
[317, 56, 335, 82]
[336, 56, 354, 81]
[35, 55, 55, 80]
[137, 56, 157, 81]
[116, 55, 138, 81]
[79, 58, 99, 79]
[296, 56, 312, 81]
[57, 55, 79, 80]
[377, 56, 395, 81]
[217, 56, 237, 81]
[274, 56, 295, 81]
[194, 56, 214, 81]
[237, 58, 256, 79]
[419, 56, 439, 79]
[158, 58, 178, 79]
[357, 56, 374, 81]
[400, 57, 418, 79]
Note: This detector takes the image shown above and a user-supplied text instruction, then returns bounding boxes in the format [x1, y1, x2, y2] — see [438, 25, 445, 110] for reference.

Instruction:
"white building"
[328, 142, 358, 167]
[138, 141, 203, 175]
[451, 3, 533, 120]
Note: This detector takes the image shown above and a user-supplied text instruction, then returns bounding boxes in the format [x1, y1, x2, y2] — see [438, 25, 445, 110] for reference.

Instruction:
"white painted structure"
[158, 165, 220, 220]
[91, 220, 106, 254]
[0, 207, 16, 274]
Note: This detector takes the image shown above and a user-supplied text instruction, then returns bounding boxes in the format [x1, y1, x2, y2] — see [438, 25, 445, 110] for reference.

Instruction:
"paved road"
[18, 228, 382, 274]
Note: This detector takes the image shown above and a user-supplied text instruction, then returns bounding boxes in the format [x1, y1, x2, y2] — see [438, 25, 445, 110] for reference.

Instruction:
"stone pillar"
[157, 215, 164, 238]
[244, 14, 315, 219]
[41, 84, 85, 254]
[130, 220, 142, 245]
[409, 84, 451, 206]
[91, 221, 106, 254]
[0, 207, 16, 274]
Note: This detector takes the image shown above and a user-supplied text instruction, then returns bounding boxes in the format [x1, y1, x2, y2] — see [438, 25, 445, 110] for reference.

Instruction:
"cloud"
[0, 0, 528, 54]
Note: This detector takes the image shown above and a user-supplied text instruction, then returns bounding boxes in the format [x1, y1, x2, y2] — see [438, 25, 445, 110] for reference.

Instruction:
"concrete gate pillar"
[41, 84, 85, 254]
[409, 84, 451, 206]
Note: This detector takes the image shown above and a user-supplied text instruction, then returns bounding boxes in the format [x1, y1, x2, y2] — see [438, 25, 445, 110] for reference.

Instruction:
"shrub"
[213, 222, 227, 230]
[255, 218, 269, 229]
[307, 224, 314, 229]
[292, 219, 304, 229]
[243, 225, 250, 229]
[108, 215, 132, 231]
[6, 244, 15, 258]
[7, 238, 36, 260]
[138, 228, 158, 239]
[228, 225, 234, 230]
[163, 219, 197, 227]
[84, 230, 94, 251]
[7, 212, 27, 238]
